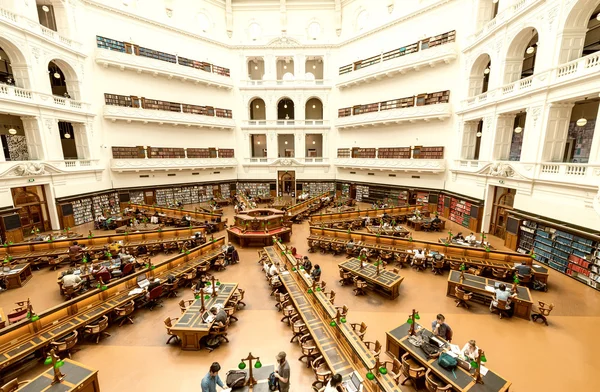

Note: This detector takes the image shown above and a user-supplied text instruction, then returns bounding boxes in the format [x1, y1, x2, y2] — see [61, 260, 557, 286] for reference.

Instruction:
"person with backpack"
[273, 352, 290, 392]
[201, 362, 225, 392]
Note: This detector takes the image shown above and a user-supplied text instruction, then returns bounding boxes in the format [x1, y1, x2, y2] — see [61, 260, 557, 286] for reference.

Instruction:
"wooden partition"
[309, 227, 532, 264]
[309, 204, 424, 224]
[0, 226, 205, 257]
[129, 203, 225, 230]
[287, 192, 330, 217]
[0, 237, 226, 343]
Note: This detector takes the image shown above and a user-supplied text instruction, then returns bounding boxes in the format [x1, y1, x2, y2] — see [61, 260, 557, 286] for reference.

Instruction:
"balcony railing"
[0, 7, 82, 52]
[334, 157, 446, 173]
[96, 36, 229, 77]
[110, 157, 238, 172]
[462, 51, 600, 110]
[241, 79, 331, 88]
[0, 160, 102, 175]
[468, 0, 541, 45]
[243, 157, 330, 165]
[241, 119, 330, 128]
[0, 84, 91, 112]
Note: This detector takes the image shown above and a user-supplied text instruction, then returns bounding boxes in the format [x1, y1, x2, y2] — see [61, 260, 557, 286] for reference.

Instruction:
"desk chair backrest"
[336, 305, 348, 317]
[401, 353, 426, 379]
[95, 271, 111, 283]
[116, 300, 135, 316]
[149, 286, 163, 300]
[425, 369, 452, 392]
[496, 299, 510, 310]
[455, 286, 472, 301]
[492, 268, 508, 279]
[0, 378, 29, 392]
[122, 263, 134, 276]
[86, 315, 109, 334]
[52, 330, 78, 352]
[538, 301, 554, 316]
[517, 273, 532, 284]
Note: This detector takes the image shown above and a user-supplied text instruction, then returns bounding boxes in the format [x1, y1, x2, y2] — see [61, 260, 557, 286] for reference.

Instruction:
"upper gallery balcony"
[103, 93, 235, 130]
[336, 91, 451, 129]
[110, 146, 237, 172]
[0, 84, 92, 115]
[95, 36, 232, 89]
[337, 31, 457, 89]
[335, 147, 446, 173]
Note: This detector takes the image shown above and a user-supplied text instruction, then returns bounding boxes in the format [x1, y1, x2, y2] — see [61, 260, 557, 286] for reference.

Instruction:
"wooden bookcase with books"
[416, 91, 450, 106]
[112, 146, 145, 159]
[337, 149, 351, 158]
[378, 147, 411, 159]
[351, 148, 376, 158]
[141, 98, 181, 112]
[218, 149, 234, 158]
[148, 148, 185, 159]
[412, 146, 444, 159]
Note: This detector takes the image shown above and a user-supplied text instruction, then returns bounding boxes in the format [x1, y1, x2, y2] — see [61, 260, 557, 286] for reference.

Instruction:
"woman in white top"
[324, 374, 345, 392]
[461, 340, 480, 361]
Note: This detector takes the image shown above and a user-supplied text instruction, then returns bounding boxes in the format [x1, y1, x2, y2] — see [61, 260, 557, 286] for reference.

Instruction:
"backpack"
[438, 352, 457, 370]
[203, 335, 221, 350]
[532, 279, 548, 292]
[420, 342, 441, 358]
[225, 370, 246, 388]
[268, 372, 279, 391]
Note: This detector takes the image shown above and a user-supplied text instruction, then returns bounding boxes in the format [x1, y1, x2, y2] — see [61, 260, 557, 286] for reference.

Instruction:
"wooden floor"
[4, 203, 600, 391]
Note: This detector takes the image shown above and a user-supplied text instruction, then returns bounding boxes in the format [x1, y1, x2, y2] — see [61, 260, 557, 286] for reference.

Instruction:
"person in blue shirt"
[201, 362, 225, 392]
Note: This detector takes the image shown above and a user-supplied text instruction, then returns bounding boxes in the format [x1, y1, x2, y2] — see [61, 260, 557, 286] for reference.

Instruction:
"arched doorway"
[504, 28, 538, 83]
[48, 60, 69, 97]
[12, 186, 50, 235]
[305, 98, 323, 120]
[278, 170, 295, 197]
[468, 53, 491, 97]
[490, 187, 515, 240]
[250, 98, 266, 120]
[277, 98, 295, 120]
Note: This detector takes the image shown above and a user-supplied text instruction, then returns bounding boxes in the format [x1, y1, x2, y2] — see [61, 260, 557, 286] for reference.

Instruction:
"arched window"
[503, 28, 538, 84]
[48, 61, 68, 97]
[249, 22, 262, 41]
[250, 98, 266, 120]
[468, 53, 492, 97]
[0, 46, 15, 85]
[277, 98, 295, 120]
[305, 98, 323, 120]
[308, 21, 321, 40]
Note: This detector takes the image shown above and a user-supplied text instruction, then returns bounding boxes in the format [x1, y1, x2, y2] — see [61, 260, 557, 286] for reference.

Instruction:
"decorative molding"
[0, 160, 103, 178]
[111, 158, 237, 172]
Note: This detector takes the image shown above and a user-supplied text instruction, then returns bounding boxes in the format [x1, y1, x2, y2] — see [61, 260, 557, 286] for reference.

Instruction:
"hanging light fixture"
[312, 65, 316, 69]
[526, 29, 536, 55]
[596, 13, 600, 21]
[257, 141, 261, 145]
[283, 65, 287, 69]
[483, 66, 490, 75]
[255, 104, 260, 109]
[64, 132, 71, 139]
[312, 104, 316, 109]
[42, 5, 50, 12]
[576, 98, 588, 127]
[284, 141, 288, 145]
[312, 141, 316, 144]
[254, 65, 258, 70]
[53, 72, 61, 79]
[284, 100, 288, 109]
[8, 128, 17, 135]
[476, 131, 482, 137]
[514, 112, 523, 133]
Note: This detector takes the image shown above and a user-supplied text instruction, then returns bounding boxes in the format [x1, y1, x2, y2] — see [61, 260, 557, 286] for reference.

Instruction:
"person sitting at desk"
[109, 241, 122, 255]
[461, 340, 480, 362]
[302, 256, 312, 273]
[62, 269, 82, 288]
[465, 232, 477, 244]
[432, 215, 441, 225]
[490, 283, 516, 311]
[364, 216, 371, 226]
[431, 314, 452, 341]
[263, 262, 272, 275]
[269, 263, 279, 277]
[453, 232, 465, 241]
[411, 249, 426, 266]
[324, 373, 346, 392]
[311, 264, 322, 282]
[346, 239, 355, 251]
[68, 241, 83, 265]
[414, 208, 422, 219]
[515, 261, 532, 277]
[150, 212, 159, 224]
[96, 214, 107, 229]
[233, 204, 239, 214]
[359, 248, 368, 261]
[210, 305, 227, 327]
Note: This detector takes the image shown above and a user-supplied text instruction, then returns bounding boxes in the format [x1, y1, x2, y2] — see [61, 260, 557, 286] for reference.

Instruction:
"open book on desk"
[484, 285, 495, 293]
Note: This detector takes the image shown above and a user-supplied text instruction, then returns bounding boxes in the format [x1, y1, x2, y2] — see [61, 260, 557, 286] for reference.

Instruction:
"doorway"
[489, 186, 515, 240]
[278, 170, 295, 197]
[11, 186, 50, 235]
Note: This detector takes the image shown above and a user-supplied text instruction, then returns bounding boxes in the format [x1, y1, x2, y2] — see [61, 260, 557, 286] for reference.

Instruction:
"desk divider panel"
[287, 192, 331, 216]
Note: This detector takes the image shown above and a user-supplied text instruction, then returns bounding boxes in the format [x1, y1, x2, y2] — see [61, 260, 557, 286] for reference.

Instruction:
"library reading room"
[1, 0, 600, 391]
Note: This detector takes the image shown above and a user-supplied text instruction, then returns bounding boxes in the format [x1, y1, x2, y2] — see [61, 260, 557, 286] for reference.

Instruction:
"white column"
[20, 116, 45, 160]
[296, 54, 305, 80]
[556, 29, 587, 64]
[72, 123, 90, 159]
[40, 117, 64, 160]
[267, 131, 277, 159]
[502, 58, 522, 84]
[479, 116, 494, 161]
[296, 132, 305, 159]
[64, 78, 82, 101]
[44, 184, 61, 230]
[52, 1, 73, 38]
[468, 76, 483, 97]
[265, 54, 275, 80]
[9, 64, 33, 90]
[541, 103, 573, 162]
[520, 106, 544, 162]
[493, 114, 516, 161]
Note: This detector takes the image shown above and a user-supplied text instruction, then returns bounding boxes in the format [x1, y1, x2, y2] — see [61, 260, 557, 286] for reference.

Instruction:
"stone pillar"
[493, 114, 516, 161]
[502, 57, 522, 84]
[296, 54, 305, 80]
[265, 54, 275, 80]
[52, 1, 73, 38]
[9, 64, 33, 90]
[541, 103, 573, 162]
[519, 106, 544, 162]
[556, 28, 587, 64]
[40, 117, 63, 160]
[64, 78, 82, 101]
[296, 132, 305, 159]
[44, 184, 61, 230]
[20, 116, 45, 160]
[267, 131, 277, 159]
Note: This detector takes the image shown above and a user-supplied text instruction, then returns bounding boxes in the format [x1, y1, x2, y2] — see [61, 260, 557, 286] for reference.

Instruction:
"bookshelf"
[148, 148, 185, 159]
[351, 148, 376, 158]
[220, 183, 231, 198]
[416, 91, 450, 106]
[337, 149, 351, 158]
[105, 93, 233, 118]
[412, 146, 444, 159]
[187, 148, 211, 158]
[338, 108, 352, 117]
[142, 98, 181, 112]
[380, 97, 415, 111]
[138, 46, 177, 63]
[340, 90, 450, 117]
[96, 36, 126, 52]
[355, 185, 369, 202]
[129, 191, 144, 204]
[515, 215, 600, 290]
[301, 182, 335, 196]
[378, 147, 411, 159]
[237, 182, 271, 197]
[104, 94, 134, 107]
[439, 194, 482, 232]
[218, 149, 234, 158]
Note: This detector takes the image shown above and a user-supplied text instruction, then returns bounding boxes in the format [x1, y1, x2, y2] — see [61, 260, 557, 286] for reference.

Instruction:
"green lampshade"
[150, 266, 155, 270]
[204, 295, 210, 300]
[195, 295, 200, 299]
[254, 360, 262, 369]
[31, 315, 40, 322]
[300, 266, 304, 270]
[292, 267, 297, 272]
[366, 372, 375, 380]
[205, 282, 211, 287]
[307, 289, 313, 294]
[480, 354, 487, 363]
[330, 321, 337, 327]
[101, 285, 108, 290]
[460, 264, 466, 271]
[531, 254, 537, 259]
[379, 367, 388, 375]
[55, 360, 64, 368]
[238, 362, 247, 370]
[414, 313, 420, 320]
[340, 317, 347, 323]
[44, 356, 52, 365]
[407, 318, 413, 324]
[216, 282, 221, 286]
[470, 361, 478, 368]
[181, 249, 184, 253]
[316, 287, 321, 292]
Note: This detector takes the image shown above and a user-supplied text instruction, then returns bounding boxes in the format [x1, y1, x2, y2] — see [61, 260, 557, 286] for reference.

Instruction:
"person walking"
[201, 362, 225, 392]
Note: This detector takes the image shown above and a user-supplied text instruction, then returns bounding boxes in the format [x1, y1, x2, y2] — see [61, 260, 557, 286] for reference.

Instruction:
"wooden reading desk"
[128, 203, 225, 231]
[366, 225, 410, 237]
[386, 323, 511, 392]
[0, 263, 33, 289]
[170, 282, 238, 350]
[447, 271, 533, 319]
[229, 364, 275, 392]
[407, 217, 446, 231]
[338, 259, 404, 299]
[19, 359, 100, 392]
[444, 256, 548, 284]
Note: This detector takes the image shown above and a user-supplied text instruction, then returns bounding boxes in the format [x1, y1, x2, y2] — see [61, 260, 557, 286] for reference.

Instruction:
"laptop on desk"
[137, 275, 150, 289]
[342, 371, 363, 392]
[201, 311, 215, 323]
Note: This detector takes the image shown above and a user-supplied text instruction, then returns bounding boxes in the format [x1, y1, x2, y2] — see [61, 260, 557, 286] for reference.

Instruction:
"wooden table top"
[0, 263, 31, 276]
[448, 271, 533, 304]
[18, 359, 98, 392]
[445, 255, 549, 276]
[172, 283, 238, 331]
[339, 259, 404, 288]
[387, 323, 511, 392]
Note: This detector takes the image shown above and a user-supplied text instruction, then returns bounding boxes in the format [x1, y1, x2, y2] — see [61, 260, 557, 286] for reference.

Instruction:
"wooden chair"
[492, 268, 509, 280]
[353, 276, 367, 296]
[180, 270, 197, 288]
[213, 256, 226, 271]
[163, 278, 180, 298]
[146, 286, 163, 310]
[275, 292, 289, 311]
[63, 283, 83, 300]
[425, 369, 452, 392]
[0, 379, 31, 392]
[225, 305, 238, 323]
[339, 268, 353, 286]
[394, 252, 408, 268]
[491, 299, 511, 319]
[50, 330, 78, 359]
[467, 266, 482, 276]
[83, 315, 111, 344]
[351, 322, 367, 341]
[319, 242, 331, 254]
[290, 314, 308, 343]
[531, 301, 554, 326]
[517, 273, 533, 286]
[179, 299, 194, 314]
[448, 261, 461, 270]
[335, 305, 348, 318]
[114, 300, 135, 326]
[325, 290, 335, 305]
[164, 317, 180, 344]
[379, 357, 402, 385]
[364, 340, 381, 359]
[431, 258, 445, 275]
[412, 256, 426, 272]
[455, 286, 473, 309]
[209, 317, 230, 344]
[400, 352, 426, 388]
[311, 355, 332, 389]
[231, 288, 246, 308]
[299, 333, 318, 367]
[280, 300, 297, 325]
